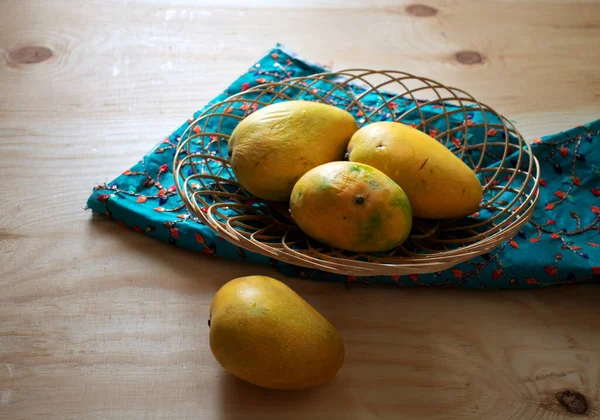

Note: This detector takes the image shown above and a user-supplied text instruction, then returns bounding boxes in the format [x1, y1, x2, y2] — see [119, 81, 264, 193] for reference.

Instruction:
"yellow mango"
[228, 101, 358, 201]
[347, 122, 482, 219]
[290, 161, 412, 252]
[209, 275, 344, 390]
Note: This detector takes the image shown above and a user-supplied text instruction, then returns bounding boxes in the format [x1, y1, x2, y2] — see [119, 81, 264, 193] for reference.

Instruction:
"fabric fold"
[87, 44, 600, 288]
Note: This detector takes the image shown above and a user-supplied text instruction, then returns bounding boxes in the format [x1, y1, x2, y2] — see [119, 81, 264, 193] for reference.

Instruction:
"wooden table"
[1, 1, 599, 418]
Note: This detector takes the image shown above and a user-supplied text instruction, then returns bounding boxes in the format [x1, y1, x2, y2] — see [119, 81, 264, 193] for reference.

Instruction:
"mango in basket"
[290, 161, 412, 252]
[228, 101, 358, 202]
[347, 122, 482, 219]
[209, 275, 344, 390]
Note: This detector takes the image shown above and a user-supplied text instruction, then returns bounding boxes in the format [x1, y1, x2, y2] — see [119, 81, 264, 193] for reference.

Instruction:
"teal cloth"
[87, 45, 600, 288]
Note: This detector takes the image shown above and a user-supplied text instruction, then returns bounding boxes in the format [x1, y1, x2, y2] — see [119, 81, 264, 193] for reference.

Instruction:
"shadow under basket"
[173, 69, 540, 276]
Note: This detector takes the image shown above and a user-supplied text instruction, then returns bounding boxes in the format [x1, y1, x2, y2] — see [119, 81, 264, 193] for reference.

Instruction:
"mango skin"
[209, 276, 344, 390]
[290, 161, 412, 252]
[347, 122, 482, 219]
[228, 100, 358, 202]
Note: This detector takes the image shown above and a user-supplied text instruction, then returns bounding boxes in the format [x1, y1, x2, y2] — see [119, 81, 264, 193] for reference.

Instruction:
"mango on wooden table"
[209, 275, 344, 390]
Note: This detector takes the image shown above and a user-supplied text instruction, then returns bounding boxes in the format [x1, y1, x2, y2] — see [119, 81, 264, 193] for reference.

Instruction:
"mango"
[209, 275, 344, 390]
[290, 161, 412, 252]
[347, 122, 482, 219]
[228, 101, 358, 201]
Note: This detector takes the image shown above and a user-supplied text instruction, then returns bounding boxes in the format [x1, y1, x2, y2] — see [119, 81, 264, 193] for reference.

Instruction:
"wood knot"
[8, 46, 53, 64]
[455, 51, 484, 65]
[405, 4, 438, 17]
[556, 390, 587, 414]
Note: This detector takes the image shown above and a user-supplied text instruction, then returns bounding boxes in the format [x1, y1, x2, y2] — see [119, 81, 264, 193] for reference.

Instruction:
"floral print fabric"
[87, 45, 600, 288]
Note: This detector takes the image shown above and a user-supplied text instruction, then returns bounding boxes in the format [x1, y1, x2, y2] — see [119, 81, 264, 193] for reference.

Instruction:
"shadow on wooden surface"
[85, 213, 283, 291]
[218, 374, 352, 420]
[86, 215, 600, 419]
[0, 208, 597, 419]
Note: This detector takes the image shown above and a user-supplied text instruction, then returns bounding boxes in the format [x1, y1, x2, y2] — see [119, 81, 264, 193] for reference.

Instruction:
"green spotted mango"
[290, 161, 412, 252]
[228, 101, 358, 201]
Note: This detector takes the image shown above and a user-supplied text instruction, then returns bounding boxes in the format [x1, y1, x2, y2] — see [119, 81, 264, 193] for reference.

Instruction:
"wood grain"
[1, 0, 599, 418]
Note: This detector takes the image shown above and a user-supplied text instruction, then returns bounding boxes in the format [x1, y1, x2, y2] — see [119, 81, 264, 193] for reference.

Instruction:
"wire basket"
[173, 70, 540, 276]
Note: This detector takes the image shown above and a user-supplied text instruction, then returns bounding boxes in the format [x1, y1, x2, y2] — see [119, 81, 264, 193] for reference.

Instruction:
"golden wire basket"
[173, 70, 540, 276]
